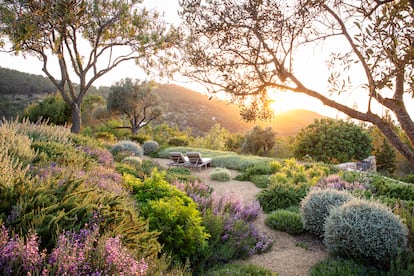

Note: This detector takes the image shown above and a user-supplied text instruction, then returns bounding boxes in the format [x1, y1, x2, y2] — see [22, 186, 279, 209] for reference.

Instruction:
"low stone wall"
[336, 156, 376, 172]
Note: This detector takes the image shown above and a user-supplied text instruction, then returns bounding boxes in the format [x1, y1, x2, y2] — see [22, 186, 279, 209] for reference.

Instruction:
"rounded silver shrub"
[324, 199, 408, 266]
[142, 140, 160, 155]
[301, 189, 354, 238]
[110, 140, 143, 157]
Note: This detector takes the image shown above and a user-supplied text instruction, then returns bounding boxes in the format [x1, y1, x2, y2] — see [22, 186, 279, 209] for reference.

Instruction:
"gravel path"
[147, 158, 328, 276]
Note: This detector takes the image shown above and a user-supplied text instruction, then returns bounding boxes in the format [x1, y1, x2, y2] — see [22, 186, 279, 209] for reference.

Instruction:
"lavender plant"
[173, 180, 273, 268]
[314, 174, 366, 191]
[78, 146, 115, 168]
[0, 223, 149, 275]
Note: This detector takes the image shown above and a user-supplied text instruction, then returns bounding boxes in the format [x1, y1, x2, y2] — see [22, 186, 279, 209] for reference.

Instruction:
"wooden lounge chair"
[185, 152, 212, 170]
[168, 152, 189, 168]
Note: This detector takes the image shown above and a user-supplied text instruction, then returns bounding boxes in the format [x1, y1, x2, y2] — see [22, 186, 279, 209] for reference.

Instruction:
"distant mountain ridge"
[153, 84, 325, 136]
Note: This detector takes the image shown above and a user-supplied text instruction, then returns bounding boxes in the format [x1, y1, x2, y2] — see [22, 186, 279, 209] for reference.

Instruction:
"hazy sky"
[0, 1, 351, 117]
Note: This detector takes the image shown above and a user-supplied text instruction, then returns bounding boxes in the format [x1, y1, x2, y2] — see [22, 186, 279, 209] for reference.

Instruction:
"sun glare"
[267, 89, 333, 116]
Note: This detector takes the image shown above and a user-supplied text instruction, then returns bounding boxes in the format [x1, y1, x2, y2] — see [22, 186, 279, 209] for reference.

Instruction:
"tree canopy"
[179, 0, 414, 167]
[107, 78, 162, 134]
[294, 118, 372, 163]
[0, 0, 177, 133]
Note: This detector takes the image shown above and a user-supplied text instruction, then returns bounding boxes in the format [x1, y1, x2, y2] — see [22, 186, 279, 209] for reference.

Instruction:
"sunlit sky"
[0, 0, 368, 119]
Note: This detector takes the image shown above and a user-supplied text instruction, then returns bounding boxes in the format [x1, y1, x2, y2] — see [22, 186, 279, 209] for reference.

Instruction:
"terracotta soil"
[146, 157, 328, 276]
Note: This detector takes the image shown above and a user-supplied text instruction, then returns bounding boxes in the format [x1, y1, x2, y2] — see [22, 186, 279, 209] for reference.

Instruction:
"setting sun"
[267, 89, 333, 116]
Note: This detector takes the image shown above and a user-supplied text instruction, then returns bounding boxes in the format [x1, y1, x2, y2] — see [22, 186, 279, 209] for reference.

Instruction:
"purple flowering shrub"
[172, 180, 273, 268]
[0, 223, 148, 275]
[83, 166, 125, 194]
[0, 225, 46, 275]
[78, 146, 115, 168]
[314, 174, 366, 191]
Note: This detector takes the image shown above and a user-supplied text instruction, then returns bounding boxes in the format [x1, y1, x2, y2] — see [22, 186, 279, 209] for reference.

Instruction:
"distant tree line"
[0, 67, 56, 95]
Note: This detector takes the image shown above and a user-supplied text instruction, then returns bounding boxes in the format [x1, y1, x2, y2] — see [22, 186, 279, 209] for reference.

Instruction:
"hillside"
[154, 84, 325, 136]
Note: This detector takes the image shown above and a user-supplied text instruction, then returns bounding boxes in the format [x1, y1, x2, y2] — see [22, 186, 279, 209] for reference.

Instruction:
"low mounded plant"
[110, 140, 143, 161]
[210, 167, 231, 182]
[250, 174, 271, 188]
[142, 140, 160, 155]
[370, 175, 414, 201]
[204, 263, 275, 276]
[265, 209, 304, 235]
[324, 199, 408, 267]
[257, 182, 309, 213]
[121, 156, 142, 169]
[131, 170, 209, 263]
[301, 189, 354, 238]
[310, 257, 381, 276]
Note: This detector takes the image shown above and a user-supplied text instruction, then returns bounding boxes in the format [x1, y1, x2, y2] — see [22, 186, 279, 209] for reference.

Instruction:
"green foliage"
[400, 174, 414, 184]
[110, 140, 143, 161]
[193, 123, 229, 151]
[212, 155, 273, 171]
[166, 167, 200, 183]
[142, 140, 160, 155]
[129, 134, 151, 144]
[12, 118, 71, 144]
[168, 136, 189, 146]
[210, 167, 231, 182]
[241, 126, 276, 156]
[324, 199, 408, 267]
[144, 196, 209, 262]
[370, 175, 414, 201]
[203, 263, 276, 276]
[265, 209, 304, 235]
[0, 67, 56, 96]
[0, 120, 161, 259]
[121, 156, 142, 169]
[94, 131, 117, 143]
[393, 201, 414, 249]
[224, 133, 244, 153]
[0, 148, 29, 222]
[301, 189, 354, 238]
[257, 182, 309, 213]
[250, 175, 271, 188]
[0, 121, 36, 165]
[22, 93, 71, 125]
[294, 118, 372, 164]
[5, 171, 160, 258]
[31, 140, 92, 169]
[132, 170, 209, 262]
[237, 162, 274, 180]
[310, 257, 381, 276]
[375, 138, 397, 175]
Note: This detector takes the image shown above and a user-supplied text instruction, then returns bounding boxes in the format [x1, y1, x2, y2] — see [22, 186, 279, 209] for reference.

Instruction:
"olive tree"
[107, 78, 161, 134]
[179, 0, 414, 167]
[241, 126, 276, 156]
[0, 0, 176, 133]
